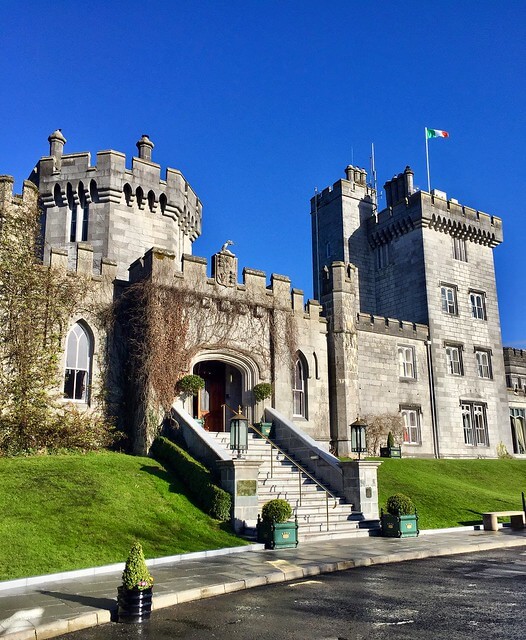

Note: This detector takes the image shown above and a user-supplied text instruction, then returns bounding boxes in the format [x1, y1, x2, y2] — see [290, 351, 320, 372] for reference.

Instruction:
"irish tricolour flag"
[426, 127, 449, 139]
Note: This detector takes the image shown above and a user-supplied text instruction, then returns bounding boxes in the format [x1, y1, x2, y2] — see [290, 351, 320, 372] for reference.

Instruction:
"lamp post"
[350, 418, 367, 460]
[229, 405, 249, 458]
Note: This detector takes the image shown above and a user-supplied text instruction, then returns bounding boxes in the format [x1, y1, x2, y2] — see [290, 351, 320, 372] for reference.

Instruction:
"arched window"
[136, 186, 144, 209]
[293, 357, 307, 418]
[147, 190, 155, 212]
[53, 183, 63, 207]
[63, 322, 92, 403]
[123, 183, 133, 206]
[159, 193, 167, 213]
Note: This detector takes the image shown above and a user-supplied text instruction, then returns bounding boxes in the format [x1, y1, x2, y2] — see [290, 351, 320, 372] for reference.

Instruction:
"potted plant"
[256, 499, 298, 549]
[176, 374, 205, 397]
[381, 493, 419, 538]
[380, 431, 402, 458]
[253, 382, 272, 403]
[117, 541, 154, 623]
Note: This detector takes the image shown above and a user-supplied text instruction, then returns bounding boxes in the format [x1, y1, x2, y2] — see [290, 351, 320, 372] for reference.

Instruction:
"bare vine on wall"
[117, 273, 299, 441]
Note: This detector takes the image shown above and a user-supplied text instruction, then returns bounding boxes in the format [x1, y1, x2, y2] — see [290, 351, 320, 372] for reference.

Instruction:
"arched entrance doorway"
[193, 360, 243, 432]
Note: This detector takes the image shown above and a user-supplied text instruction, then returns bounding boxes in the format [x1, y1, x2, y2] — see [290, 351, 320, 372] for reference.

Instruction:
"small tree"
[121, 541, 153, 591]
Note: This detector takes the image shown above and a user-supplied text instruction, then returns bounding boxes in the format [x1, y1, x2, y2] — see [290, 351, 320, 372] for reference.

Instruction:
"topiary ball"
[386, 493, 415, 516]
[261, 499, 293, 523]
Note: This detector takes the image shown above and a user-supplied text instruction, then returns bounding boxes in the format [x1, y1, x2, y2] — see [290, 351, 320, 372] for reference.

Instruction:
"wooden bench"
[482, 511, 525, 532]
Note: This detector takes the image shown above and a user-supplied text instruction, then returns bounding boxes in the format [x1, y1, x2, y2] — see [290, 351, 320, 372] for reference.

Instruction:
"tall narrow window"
[510, 409, 526, 454]
[401, 407, 421, 444]
[452, 237, 467, 262]
[293, 358, 307, 418]
[461, 402, 488, 446]
[445, 344, 463, 375]
[441, 285, 457, 315]
[64, 322, 92, 403]
[475, 349, 492, 379]
[470, 291, 486, 320]
[398, 346, 415, 379]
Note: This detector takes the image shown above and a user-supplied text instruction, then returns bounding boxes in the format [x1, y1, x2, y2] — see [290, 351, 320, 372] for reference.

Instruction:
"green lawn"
[377, 458, 526, 529]
[0, 451, 247, 581]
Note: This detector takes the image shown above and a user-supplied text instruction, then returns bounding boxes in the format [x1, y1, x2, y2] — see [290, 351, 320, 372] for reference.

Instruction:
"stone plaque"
[213, 251, 238, 288]
[237, 480, 257, 496]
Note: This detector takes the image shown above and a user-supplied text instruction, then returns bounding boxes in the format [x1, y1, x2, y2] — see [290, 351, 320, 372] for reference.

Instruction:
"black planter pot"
[117, 586, 153, 623]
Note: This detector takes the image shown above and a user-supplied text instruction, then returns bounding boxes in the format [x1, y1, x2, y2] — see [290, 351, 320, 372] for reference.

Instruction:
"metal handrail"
[250, 423, 338, 532]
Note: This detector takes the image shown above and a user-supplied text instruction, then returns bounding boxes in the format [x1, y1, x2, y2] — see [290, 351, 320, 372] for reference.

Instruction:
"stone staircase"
[209, 431, 379, 541]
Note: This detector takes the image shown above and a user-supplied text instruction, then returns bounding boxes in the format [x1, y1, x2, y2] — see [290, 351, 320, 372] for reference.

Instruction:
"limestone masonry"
[3, 131, 524, 459]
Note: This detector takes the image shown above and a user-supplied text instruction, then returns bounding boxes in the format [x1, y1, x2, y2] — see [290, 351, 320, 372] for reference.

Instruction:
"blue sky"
[1, 1, 525, 346]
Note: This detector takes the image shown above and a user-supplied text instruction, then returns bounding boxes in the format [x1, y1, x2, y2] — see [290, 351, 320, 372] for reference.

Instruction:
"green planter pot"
[254, 422, 273, 438]
[257, 517, 299, 549]
[380, 446, 402, 458]
[381, 512, 419, 538]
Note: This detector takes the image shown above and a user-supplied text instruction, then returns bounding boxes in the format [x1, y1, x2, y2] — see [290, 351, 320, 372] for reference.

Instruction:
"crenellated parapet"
[30, 132, 202, 279]
[128, 247, 326, 329]
[310, 166, 374, 213]
[356, 312, 429, 341]
[369, 186, 503, 248]
[34, 133, 201, 239]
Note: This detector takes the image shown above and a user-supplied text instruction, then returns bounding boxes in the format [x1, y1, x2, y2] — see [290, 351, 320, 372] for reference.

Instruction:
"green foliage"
[261, 499, 293, 523]
[121, 541, 153, 590]
[378, 458, 526, 529]
[387, 431, 395, 448]
[176, 374, 205, 396]
[385, 493, 415, 516]
[0, 451, 247, 580]
[0, 185, 114, 455]
[253, 382, 272, 403]
[150, 436, 231, 520]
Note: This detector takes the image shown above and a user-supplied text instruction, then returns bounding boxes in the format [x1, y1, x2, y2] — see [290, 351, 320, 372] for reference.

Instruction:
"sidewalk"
[1, 527, 525, 640]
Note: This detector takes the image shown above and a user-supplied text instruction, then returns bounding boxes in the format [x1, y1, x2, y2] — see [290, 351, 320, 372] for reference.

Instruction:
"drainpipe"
[425, 339, 440, 458]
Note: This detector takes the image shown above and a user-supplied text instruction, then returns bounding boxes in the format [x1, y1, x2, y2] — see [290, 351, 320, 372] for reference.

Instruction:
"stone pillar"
[340, 460, 382, 520]
[216, 459, 261, 533]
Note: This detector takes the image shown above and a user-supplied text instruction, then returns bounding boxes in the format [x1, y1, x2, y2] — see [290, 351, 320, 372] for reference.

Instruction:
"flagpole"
[425, 127, 431, 193]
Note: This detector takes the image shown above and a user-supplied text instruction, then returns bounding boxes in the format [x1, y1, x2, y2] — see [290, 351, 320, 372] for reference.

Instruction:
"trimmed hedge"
[150, 436, 231, 521]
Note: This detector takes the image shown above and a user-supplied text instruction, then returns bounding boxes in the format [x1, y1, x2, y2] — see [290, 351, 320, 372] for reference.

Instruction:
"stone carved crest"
[213, 251, 237, 288]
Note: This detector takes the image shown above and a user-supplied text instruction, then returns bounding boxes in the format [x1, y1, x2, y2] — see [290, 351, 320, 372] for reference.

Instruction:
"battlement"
[310, 166, 374, 212]
[356, 312, 429, 341]
[33, 132, 201, 242]
[49, 243, 117, 281]
[128, 248, 325, 327]
[504, 347, 526, 368]
[0, 175, 38, 209]
[370, 186, 503, 248]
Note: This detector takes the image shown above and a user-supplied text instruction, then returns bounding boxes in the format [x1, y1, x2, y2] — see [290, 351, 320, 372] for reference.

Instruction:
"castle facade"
[4, 131, 524, 458]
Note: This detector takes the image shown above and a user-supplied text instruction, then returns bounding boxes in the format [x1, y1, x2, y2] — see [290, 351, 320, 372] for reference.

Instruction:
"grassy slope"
[377, 458, 526, 529]
[0, 452, 246, 581]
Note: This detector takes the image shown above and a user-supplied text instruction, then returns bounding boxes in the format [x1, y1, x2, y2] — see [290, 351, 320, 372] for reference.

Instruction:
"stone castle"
[3, 131, 526, 462]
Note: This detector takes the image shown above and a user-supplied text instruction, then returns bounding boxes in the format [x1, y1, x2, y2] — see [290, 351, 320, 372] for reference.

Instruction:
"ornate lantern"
[230, 406, 249, 458]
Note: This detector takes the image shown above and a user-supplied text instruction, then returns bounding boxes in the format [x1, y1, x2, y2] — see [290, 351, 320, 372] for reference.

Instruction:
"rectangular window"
[376, 244, 390, 270]
[401, 407, 421, 444]
[511, 408, 526, 454]
[461, 402, 489, 446]
[452, 237, 467, 262]
[441, 285, 457, 315]
[445, 344, 463, 375]
[398, 346, 415, 379]
[470, 291, 486, 320]
[475, 349, 492, 379]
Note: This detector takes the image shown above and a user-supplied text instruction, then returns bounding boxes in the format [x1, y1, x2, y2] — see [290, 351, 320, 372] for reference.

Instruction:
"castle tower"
[30, 132, 202, 278]
[310, 166, 376, 311]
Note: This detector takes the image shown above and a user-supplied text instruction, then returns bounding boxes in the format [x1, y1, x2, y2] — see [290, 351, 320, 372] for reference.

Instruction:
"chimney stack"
[136, 134, 154, 162]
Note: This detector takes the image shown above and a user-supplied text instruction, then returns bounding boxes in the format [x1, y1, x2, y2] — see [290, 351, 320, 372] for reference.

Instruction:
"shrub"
[150, 436, 231, 521]
[261, 499, 293, 523]
[387, 431, 395, 448]
[176, 375, 205, 396]
[121, 541, 153, 591]
[253, 383, 272, 403]
[386, 493, 415, 516]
